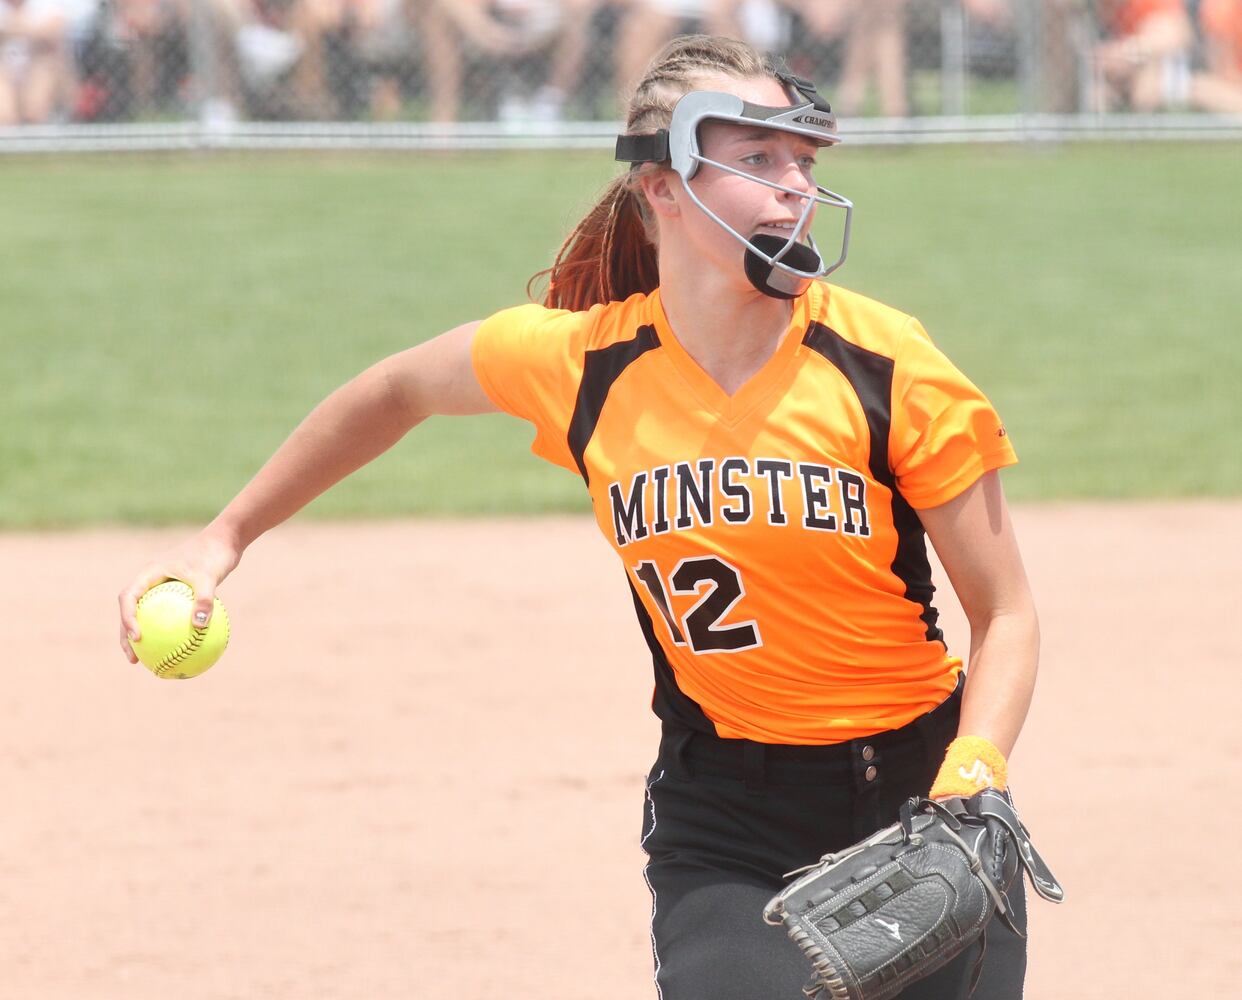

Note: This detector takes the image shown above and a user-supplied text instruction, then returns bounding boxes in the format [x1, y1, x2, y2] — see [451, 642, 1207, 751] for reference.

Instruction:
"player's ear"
[638, 168, 680, 220]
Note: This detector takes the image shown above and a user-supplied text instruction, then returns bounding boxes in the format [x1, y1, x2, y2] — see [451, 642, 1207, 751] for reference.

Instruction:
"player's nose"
[777, 159, 815, 196]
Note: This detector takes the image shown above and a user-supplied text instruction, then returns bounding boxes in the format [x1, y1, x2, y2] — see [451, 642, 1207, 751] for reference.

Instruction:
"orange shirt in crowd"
[1201, 0, 1242, 74]
[471, 281, 1016, 745]
[1098, 0, 1186, 37]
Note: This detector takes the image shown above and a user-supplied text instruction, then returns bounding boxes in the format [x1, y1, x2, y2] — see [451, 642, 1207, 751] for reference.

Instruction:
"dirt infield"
[3, 504, 1239, 999]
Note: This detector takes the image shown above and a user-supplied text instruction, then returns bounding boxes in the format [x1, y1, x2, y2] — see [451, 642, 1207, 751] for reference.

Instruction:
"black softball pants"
[639, 684, 1027, 1000]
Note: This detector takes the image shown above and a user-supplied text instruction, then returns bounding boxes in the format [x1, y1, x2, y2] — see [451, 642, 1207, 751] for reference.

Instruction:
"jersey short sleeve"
[471, 303, 587, 472]
[889, 317, 1017, 509]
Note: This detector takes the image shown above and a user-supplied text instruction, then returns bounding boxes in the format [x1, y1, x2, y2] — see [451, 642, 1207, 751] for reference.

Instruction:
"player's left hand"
[763, 789, 1064, 1000]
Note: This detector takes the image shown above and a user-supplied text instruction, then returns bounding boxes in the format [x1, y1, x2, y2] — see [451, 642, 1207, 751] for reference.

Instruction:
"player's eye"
[741, 152, 769, 167]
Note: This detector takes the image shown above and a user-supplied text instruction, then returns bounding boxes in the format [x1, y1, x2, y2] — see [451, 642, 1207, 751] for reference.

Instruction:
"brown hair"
[529, 35, 780, 312]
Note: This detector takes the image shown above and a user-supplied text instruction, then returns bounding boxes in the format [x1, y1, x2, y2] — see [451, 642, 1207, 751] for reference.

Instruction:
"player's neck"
[658, 265, 794, 397]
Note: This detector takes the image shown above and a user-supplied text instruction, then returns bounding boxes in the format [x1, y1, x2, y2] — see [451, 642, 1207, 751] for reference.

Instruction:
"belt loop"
[914, 683, 961, 792]
[743, 742, 766, 794]
[918, 675, 963, 759]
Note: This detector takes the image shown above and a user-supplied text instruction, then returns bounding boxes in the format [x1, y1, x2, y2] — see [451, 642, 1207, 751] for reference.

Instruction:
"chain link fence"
[2, 1, 1241, 147]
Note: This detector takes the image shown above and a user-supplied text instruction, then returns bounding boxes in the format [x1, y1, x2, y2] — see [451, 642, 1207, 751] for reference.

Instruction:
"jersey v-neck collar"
[648, 282, 820, 425]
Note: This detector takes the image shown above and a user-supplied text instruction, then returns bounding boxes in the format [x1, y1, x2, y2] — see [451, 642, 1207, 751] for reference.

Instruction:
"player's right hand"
[117, 526, 243, 663]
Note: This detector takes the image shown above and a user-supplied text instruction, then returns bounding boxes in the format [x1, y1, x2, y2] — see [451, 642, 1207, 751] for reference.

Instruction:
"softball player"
[119, 34, 1040, 999]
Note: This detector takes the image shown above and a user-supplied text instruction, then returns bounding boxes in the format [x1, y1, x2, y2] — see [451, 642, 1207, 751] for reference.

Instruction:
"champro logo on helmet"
[614, 74, 853, 300]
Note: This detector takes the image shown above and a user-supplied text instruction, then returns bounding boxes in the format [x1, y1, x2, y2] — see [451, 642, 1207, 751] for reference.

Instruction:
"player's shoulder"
[810, 281, 924, 361]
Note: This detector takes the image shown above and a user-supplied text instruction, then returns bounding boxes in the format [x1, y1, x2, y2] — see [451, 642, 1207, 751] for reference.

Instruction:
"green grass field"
[2, 143, 1239, 528]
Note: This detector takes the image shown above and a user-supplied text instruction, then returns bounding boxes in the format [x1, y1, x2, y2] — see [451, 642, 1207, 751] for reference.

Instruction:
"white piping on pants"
[641, 768, 667, 1000]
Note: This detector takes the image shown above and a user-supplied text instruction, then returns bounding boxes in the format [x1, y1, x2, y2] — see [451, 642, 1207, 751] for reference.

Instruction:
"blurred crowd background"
[1, 0, 1240, 127]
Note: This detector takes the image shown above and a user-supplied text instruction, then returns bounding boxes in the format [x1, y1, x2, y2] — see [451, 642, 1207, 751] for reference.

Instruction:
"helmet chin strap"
[744, 234, 824, 300]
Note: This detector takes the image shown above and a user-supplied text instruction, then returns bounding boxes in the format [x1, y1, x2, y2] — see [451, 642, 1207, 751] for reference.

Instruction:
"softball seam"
[154, 625, 210, 677]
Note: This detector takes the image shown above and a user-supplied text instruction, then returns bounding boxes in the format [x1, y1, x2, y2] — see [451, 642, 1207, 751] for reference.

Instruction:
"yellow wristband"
[929, 735, 1008, 800]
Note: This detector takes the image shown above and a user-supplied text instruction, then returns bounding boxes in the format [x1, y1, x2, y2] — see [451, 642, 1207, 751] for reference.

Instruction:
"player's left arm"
[919, 469, 1038, 763]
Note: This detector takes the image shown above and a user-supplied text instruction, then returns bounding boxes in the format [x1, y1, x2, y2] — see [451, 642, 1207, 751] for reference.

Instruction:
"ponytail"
[528, 175, 659, 312]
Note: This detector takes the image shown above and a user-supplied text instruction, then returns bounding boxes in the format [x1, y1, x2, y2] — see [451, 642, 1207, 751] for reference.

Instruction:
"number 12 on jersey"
[633, 556, 763, 654]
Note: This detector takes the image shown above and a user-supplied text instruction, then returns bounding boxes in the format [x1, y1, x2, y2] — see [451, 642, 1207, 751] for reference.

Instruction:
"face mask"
[616, 74, 854, 299]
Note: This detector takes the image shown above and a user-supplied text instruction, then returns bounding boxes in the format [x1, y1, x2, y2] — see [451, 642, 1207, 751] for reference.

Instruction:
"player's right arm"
[117, 321, 495, 660]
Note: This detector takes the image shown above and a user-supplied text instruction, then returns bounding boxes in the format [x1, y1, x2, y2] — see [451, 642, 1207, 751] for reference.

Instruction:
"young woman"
[118, 35, 1041, 1000]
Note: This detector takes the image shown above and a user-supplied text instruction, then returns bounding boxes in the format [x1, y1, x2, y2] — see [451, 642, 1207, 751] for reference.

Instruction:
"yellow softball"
[130, 580, 230, 679]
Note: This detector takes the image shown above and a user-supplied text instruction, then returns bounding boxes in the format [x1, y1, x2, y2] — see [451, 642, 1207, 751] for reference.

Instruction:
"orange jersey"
[1202, 0, 1242, 72]
[1098, 0, 1185, 37]
[471, 281, 1016, 744]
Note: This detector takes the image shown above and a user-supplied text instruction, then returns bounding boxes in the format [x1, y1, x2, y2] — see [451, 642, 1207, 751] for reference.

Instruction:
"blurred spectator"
[715, 0, 850, 60]
[621, 1, 896, 115]
[960, 0, 1019, 82]
[229, 0, 314, 119]
[496, 0, 600, 121]
[11, 0, 1236, 126]
[617, 0, 733, 96]
[962, 0, 1007, 20]
[834, 0, 909, 117]
[71, 3, 126, 120]
[1092, 0, 1193, 111]
[112, 0, 189, 114]
[421, 0, 541, 122]
[1038, 0, 1094, 113]
[72, 0, 243, 122]
[422, 0, 598, 123]
[297, 0, 416, 119]
[789, 0, 850, 39]
[712, 1, 850, 114]
[715, 1, 900, 116]
[0, 0, 74, 123]
[58, 0, 116, 120]
[1190, 0, 1242, 111]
